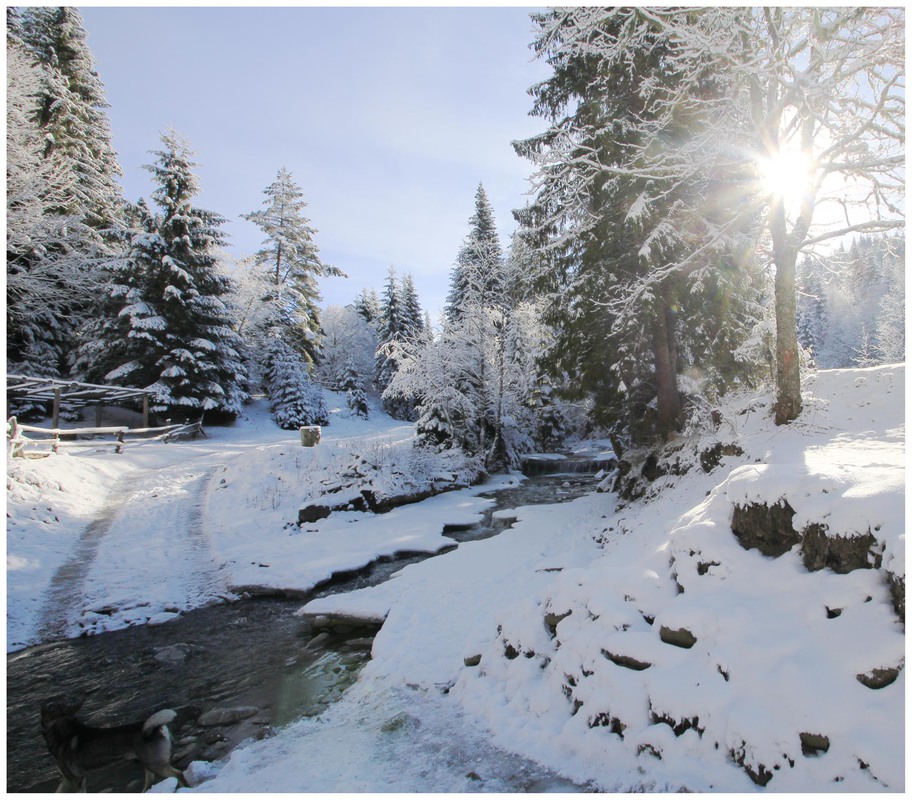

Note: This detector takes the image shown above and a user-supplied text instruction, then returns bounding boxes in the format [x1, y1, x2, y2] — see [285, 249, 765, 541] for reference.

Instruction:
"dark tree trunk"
[652, 302, 682, 440]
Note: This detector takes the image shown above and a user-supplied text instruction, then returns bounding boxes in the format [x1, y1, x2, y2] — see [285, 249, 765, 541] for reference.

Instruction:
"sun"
[757, 145, 815, 216]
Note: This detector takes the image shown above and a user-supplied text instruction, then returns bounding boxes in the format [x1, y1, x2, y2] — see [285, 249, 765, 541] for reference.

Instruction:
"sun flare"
[758, 146, 815, 215]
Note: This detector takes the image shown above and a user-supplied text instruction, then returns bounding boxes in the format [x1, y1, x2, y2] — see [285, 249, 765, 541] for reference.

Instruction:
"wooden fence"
[6, 417, 205, 458]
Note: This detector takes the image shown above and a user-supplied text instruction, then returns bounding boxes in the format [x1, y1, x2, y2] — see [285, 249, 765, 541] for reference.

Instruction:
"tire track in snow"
[37, 465, 228, 641]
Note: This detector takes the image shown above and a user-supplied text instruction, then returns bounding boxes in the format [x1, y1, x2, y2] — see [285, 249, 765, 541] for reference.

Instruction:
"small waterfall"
[520, 454, 617, 477]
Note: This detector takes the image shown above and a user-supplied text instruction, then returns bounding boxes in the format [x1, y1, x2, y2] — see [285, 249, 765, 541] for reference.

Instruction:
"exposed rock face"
[801, 523, 883, 573]
[887, 572, 905, 623]
[731, 500, 801, 558]
[641, 453, 666, 483]
[544, 610, 571, 638]
[602, 649, 651, 671]
[699, 443, 744, 473]
[799, 732, 830, 756]
[298, 504, 331, 524]
[856, 665, 902, 690]
[729, 742, 773, 787]
[659, 626, 697, 649]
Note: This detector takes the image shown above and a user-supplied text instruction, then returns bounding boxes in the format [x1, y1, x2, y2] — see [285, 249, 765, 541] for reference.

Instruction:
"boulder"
[659, 625, 697, 649]
[799, 732, 830, 756]
[298, 504, 331, 524]
[602, 649, 651, 671]
[731, 500, 801, 558]
[153, 643, 192, 666]
[801, 523, 883, 573]
[856, 665, 902, 690]
[699, 442, 744, 473]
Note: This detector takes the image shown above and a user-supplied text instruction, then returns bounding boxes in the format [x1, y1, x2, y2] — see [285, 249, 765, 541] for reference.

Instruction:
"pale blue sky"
[80, 6, 551, 317]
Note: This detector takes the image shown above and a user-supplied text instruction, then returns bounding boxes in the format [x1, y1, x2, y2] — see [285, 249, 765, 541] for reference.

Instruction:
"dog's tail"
[143, 709, 177, 738]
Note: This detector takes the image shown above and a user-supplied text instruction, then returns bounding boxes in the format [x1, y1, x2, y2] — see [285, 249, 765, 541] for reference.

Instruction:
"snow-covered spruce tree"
[339, 355, 369, 419]
[804, 235, 903, 369]
[16, 6, 123, 230]
[376, 266, 415, 419]
[8, 8, 125, 380]
[445, 183, 505, 323]
[6, 32, 85, 390]
[529, 375, 566, 452]
[242, 167, 344, 369]
[80, 131, 247, 420]
[261, 337, 327, 429]
[353, 287, 383, 331]
[400, 273, 425, 341]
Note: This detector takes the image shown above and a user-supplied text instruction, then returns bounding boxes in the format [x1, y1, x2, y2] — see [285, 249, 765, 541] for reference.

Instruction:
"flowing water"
[6, 473, 597, 793]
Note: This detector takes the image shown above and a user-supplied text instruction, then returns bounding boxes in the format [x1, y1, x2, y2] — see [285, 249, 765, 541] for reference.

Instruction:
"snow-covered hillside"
[197, 365, 904, 793]
[6, 368, 905, 792]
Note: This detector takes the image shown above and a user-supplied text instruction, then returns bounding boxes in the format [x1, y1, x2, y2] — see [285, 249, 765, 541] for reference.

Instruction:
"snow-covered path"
[39, 462, 230, 640]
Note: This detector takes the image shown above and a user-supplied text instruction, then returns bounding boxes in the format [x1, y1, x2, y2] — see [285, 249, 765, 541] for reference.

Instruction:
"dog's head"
[40, 695, 85, 728]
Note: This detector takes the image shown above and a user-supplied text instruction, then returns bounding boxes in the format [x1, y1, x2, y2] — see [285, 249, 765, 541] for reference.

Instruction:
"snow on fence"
[6, 416, 204, 458]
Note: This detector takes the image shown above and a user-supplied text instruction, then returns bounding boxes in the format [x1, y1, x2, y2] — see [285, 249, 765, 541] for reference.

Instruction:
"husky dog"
[40, 695, 186, 792]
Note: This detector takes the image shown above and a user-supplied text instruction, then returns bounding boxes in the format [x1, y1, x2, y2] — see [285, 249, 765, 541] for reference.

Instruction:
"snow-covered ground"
[7, 368, 905, 792]
[6, 392, 496, 649]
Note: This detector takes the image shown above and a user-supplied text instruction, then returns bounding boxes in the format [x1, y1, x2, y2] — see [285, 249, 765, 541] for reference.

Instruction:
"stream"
[6, 472, 598, 793]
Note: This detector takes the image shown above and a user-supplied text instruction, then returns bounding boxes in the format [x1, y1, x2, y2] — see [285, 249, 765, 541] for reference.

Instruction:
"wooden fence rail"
[7, 417, 204, 458]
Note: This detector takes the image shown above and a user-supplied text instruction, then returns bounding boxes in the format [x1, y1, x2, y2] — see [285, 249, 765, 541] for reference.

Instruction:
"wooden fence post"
[52, 387, 61, 429]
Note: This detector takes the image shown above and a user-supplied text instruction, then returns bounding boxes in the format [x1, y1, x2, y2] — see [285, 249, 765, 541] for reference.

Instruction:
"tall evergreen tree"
[17, 6, 123, 232]
[353, 287, 383, 330]
[6, 32, 85, 384]
[262, 337, 327, 429]
[242, 167, 344, 367]
[445, 184, 506, 323]
[340, 355, 369, 419]
[376, 266, 414, 418]
[79, 131, 247, 419]
[400, 273, 425, 341]
[8, 7, 124, 379]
